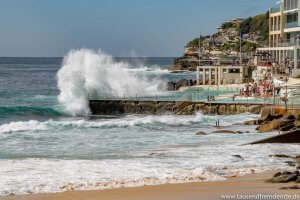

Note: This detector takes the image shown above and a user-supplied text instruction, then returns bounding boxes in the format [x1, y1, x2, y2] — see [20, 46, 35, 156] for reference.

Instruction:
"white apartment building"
[257, 0, 300, 77]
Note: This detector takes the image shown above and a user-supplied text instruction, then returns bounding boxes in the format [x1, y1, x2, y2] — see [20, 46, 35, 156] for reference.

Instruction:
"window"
[284, 0, 299, 11]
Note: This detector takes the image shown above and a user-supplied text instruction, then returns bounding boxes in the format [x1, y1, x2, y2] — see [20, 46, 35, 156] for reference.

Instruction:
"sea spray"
[57, 49, 164, 116]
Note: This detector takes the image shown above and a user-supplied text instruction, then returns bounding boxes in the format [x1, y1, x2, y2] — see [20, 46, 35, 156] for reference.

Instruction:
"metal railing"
[270, 6, 281, 13]
[270, 38, 300, 47]
[88, 91, 300, 108]
[285, 21, 298, 29]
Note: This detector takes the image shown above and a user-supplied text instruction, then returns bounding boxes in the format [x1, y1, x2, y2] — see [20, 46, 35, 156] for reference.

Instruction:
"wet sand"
[1, 172, 300, 200]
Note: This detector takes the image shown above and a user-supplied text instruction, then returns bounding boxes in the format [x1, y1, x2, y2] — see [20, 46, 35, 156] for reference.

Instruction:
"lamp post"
[199, 34, 202, 67]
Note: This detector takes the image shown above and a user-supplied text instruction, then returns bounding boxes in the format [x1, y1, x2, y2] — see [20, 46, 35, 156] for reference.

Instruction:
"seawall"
[89, 100, 267, 115]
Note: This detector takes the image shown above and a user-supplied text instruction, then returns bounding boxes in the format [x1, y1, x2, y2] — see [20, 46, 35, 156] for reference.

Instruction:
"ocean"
[0, 49, 298, 196]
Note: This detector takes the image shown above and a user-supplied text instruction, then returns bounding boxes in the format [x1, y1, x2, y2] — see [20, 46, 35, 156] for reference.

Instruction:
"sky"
[0, 0, 277, 57]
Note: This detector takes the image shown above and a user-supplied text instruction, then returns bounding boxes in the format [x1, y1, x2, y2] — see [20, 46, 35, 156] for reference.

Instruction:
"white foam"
[57, 49, 164, 116]
[0, 112, 258, 134]
[0, 156, 292, 196]
[0, 112, 298, 196]
[0, 120, 47, 134]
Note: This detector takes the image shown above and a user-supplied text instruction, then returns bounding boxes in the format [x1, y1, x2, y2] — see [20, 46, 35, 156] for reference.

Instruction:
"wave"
[0, 120, 48, 134]
[57, 49, 165, 116]
[0, 106, 65, 119]
[0, 112, 258, 134]
[0, 157, 289, 196]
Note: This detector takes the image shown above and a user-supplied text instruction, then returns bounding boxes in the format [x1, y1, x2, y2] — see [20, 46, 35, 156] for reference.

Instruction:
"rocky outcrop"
[258, 118, 294, 133]
[245, 107, 300, 134]
[249, 129, 300, 144]
[167, 79, 197, 91]
[171, 56, 199, 71]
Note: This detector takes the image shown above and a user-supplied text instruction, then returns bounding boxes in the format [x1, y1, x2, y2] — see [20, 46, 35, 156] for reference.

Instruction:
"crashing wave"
[57, 49, 165, 116]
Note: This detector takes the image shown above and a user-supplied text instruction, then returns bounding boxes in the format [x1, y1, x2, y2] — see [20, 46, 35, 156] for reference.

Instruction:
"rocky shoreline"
[245, 107, 300, 133]
[244, 107, 300, 189]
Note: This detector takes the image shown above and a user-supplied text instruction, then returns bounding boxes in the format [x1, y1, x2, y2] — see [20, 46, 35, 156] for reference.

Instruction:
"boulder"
[176, 79, 189, 90]
[258, 118, 294, 133]
[294, 121, 300, 129]
[166, 82, 176, 91]
[285, 161, 297, 167]
[267, 171, 299, 183]
[232, 155, 244, 160]
[294, 155, 300, 163]
[257, 114, 274, 124]
[269, 154, 291, 158]
[212, 130, 243, 134]
[273, 172, 282, 178]
[196, 131, 207, 136]
[285, 115, 296, 121]
[245, 120, 257, 125]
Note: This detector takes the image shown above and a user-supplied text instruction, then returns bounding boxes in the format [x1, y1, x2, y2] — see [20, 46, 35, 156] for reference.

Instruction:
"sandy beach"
[2, 172, 299, 200]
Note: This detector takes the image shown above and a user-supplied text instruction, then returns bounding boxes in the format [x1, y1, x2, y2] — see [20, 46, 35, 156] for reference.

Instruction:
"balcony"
[285, 21, 299, 28]
[270, 6, 281, 13]
[273, 39, 300, 47]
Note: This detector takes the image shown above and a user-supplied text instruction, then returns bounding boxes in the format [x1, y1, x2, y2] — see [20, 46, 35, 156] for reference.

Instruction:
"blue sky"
[0, 0, 277, 57]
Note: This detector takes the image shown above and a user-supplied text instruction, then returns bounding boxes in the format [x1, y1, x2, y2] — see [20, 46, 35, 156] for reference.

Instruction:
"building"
[196, 65, 245, 85]
[257, 0, 300, 77]
[195, 55, 250, 86]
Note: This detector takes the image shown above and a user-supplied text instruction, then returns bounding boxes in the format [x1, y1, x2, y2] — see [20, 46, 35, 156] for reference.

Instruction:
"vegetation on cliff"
[172, 12, 269, 71]
[186, 12, 269, 53]
[239, 12, 269, 42]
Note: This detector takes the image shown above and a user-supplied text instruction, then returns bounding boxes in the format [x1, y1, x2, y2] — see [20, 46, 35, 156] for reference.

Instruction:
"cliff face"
[171, 13, 269, 71]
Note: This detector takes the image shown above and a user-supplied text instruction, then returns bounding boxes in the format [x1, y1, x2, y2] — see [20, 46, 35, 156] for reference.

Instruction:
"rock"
[274, 114, 284, 119]
[233, 122, 244, 126]
[267, 172, 299, 183]
[296, 176, 300, 183]
[175, 79, 190, 90]
[279, 123, 295, 132]
[285, 161, 297, 167]
[286, 115, 296, 121]
[166, 82, 176, 91]
[269, 154, 291, 158]
[245, 120, 257, 125]
[282, 171, 293, 175]
[195, 131, 207, 135]
[212, 130, 243, 134]
[294, 155, 300, 163]
[257, 114, 274, 124]
[294, 121, 300, 129]
[293, 171, 299, 175]
[149, 153, 164, 156]
[273, 172, 281, 178]
[258, 118, 294, 133]
[232, 155, 244, 160]
[172, 56, 199, 71]
[280, 185, 300, 190]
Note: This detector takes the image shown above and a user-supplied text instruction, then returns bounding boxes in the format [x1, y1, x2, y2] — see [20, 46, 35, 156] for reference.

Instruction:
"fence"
[88, 87, 300, 107]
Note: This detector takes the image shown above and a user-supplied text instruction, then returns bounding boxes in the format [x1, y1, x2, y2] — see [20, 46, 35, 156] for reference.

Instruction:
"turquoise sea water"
[0, 53, 299, 196]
